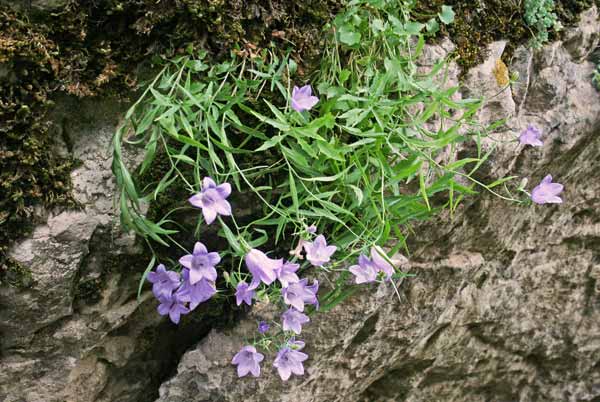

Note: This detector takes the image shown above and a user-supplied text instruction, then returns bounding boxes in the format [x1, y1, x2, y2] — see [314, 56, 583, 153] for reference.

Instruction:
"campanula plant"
[112, 0, 563, 381]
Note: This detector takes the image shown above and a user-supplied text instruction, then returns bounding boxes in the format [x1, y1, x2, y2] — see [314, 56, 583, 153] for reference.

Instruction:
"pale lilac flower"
[306, 224, 317, 234]
[189, 177, 232, 225]
[178, 242, 220, 285]
[245, 249, 283, 286]
[157, 290, 190, 324]
[531, 175, 564, 204]
[276, 261, 300, 287]
[519, 124, 543, 146]
[232, 346, 264, 378]
[235, 281, 257, 306]
[291, 85, 319, 112]
[147, 264, 181, 299]
[288, 339, 305, 350]
[349, 254, 378, 284]
[258, 321, 270, 334]
[303, 235, 337, 267]
[178, 269, 216, 310]
[282, 279, 319, 312]
[370, 246, 395, 280]
[273, 346, 309, 381]
[282, 308, 310, 335]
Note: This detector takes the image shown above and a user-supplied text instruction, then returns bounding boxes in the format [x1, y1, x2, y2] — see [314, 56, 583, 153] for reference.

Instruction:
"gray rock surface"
[155, 8, 600, 402]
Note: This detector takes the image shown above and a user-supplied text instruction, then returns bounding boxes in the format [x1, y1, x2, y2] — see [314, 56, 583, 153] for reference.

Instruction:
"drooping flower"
[531, 175, 564, 204]
[235, 281, 257, 306]
[273, 345, 309, 381]
[245, 249, 283, 286]
[178, 242, 220, 285]
[291, 85, 319, 112]
[178, 269, 216, 310]
[157, 290, 190, 324]
[282, 308, 310, 335]
[232, 346, 264, 378]
[258, 321, 270, 334]
[282, 278, 319, 312]
[519, 124, 543, 147]
[147, 264, 181, 299]
[276, 261, 300, 288]
[370, 246, 395, 280]
[349, 254, 378, 284]
[303, 235, 337, 267]
[189, 177, 232, 225]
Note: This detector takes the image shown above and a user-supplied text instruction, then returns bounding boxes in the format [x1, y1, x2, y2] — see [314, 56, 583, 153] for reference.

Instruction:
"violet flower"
[282, 308, 310, 335]
[178, 242, 220, 285]
[258, 321, 270, 334]
[273, 346, 309, 381]
[157, 290, 190, 324]
[303, 235, 337, 267]
[349, 254, 378, 284]
[232, 346, 264, 378]
[235, 281, 257, 306]
[189, 177, 232, 225]
[282, 278, 319, 312]
[245, 249, 283, 286]
[291, 85, 319, 112]
[531, 175, 564, 204]
[147, 264, 181, 299]
[370, 246, 394, 280]
[306, 224, 317, 234]
[276, 261, 300, 288]
[178, 269, 216, 310]
[519, 124, 543, 147]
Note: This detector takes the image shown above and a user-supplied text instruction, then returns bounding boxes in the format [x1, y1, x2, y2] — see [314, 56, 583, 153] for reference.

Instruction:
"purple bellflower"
[282, 278, 319, 312]
[258, 321, 270, 334]
[157, 290, 190, 324]
[178, 242, 220, 285]
[303, 235, 337, 267]
[276, 261, 300, 288]
[235, 281, 257, 306]
[291, 85, 319, 112]
[147, 264, 181, 299]
[178, 269, 216, 310]
[189, 177, 232, 225]
[232, 346, 265, 378]
[349, 254, 378, 284]
[531, 175, 564, 204]
[282, 308, 310, 335]
[370, 246, 395, 280]
[273, 345, 309, 381]
[245, 248, 283, 286]
[519, 125, 543, 146]
[306, 224, 317, 234]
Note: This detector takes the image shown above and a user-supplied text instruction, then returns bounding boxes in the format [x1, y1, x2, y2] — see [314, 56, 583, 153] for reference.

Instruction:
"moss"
[0, 0, 341, 284]
[415, 0, 600, 73]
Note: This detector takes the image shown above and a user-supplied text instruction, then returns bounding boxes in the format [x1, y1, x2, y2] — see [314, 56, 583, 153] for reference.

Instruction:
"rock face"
[1, 6, 599, 402]
[155, 8, 600, 402]
[0, 98, 227, 402]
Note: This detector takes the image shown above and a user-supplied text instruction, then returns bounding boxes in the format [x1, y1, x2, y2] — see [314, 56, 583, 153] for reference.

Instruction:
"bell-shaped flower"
[303, 235, 337, 267]
[531, 175, 564, 204]
[147, 264, 181, 299]
[370, 246, 395, 280]
[519, 124, 543, 146]
[282, 278, 319, 312]
[157, 289, 190, 324]
[273, 345, 309, 381]
[189, 177, 232, 225]
[178, 269, 216, 310]
[275, 261, 300, 287]
[282, 308, 310, 335]
[235, 281, 257, 306]
[178, 242, 220, 285]
[245, 248, 283, 286]
[232, 346, 264, 378]
[349, 254, 378, 284]
[291, 84, 319, 112]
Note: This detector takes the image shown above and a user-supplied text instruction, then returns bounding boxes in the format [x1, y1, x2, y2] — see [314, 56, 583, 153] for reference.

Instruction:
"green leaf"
[439, 5, 455, 25]
[137, 255, 156, 302]
[338, 25, 361, 46]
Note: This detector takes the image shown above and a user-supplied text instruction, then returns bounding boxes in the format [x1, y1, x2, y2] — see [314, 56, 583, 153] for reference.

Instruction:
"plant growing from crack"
[112, 0, 563, 381]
